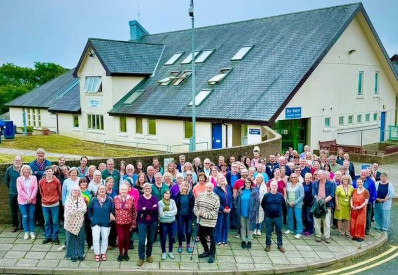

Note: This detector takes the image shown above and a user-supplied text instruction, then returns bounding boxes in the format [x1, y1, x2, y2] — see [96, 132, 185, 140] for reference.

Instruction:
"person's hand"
[335, 205, 340, 211]
[153, 204, 157, 208]
[110, 213, 115, 221]
[142, 207, 146, 210]
[290, 203, 295, 207]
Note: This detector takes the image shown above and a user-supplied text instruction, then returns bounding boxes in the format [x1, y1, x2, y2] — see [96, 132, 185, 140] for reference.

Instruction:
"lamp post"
[189, 0, 196, 152]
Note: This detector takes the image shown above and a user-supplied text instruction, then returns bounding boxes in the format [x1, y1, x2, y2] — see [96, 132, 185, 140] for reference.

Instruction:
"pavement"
[0, 224, 387, 274]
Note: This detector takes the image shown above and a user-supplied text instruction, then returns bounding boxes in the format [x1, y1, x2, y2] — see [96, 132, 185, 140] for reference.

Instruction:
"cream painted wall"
[275, 15, 397, 149]
[9, 107, 57, 130]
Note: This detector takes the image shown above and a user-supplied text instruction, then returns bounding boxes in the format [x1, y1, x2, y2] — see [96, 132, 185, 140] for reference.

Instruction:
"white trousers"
[92, 225, 111, 255]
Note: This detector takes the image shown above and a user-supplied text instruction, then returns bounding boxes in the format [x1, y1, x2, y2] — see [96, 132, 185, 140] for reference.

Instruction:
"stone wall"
[0, 126, 281, 224]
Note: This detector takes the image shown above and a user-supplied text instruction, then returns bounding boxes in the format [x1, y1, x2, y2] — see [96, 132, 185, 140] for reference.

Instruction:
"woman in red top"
[350, 179, 369, 242]
[114, 183, 137, 262]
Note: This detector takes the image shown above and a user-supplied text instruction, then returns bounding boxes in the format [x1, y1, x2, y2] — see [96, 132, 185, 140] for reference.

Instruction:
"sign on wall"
[249, 128, 261, 135]
[285, 107, 302, 119]
[88, 98, 102, 108]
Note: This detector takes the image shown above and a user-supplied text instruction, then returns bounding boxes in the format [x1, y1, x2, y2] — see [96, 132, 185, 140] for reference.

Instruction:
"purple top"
[170, 184, 180, 200]
[137, 195, 159, 224]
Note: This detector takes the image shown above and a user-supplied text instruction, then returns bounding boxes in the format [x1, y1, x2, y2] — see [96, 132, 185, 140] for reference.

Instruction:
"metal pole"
[23, 111, 27, 136]
[189, 0, 196, 152]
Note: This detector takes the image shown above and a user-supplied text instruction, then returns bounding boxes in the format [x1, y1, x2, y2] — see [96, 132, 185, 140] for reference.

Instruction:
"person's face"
[279, 157, 286, 165]
[304, 175, 312, 183]
[80, 158, 88, 167]
[72, 188, 80, 198]
[231, 164, 238, 173]
[241, 169, 248, 179]
[295, 168, 301, 175]
[106, 179, 114, 189]
[120, 163, 126, 170]
[380, 174, 387, 182]
[107, 161, 114, 170]
[120, 185, 128, 196]
[299, 159, 305, 167]
[256, 177, 263, 185]
[99, 163, 106, 171]
[342, 178, 349, 185]
[205, 184, 213, 194]
[167, 164, 174, 172]
[94, 174, 101, 182]
[163, 191, 171, 200]
[148, 167, 155, 176]
[155, 174, 162, 183]
[324, 165, 330, 171]
[36, 152, 45, 160]
[274, 170, 281, 178]
[290, 174, 298, 183]
[89, 167, 96, 175]
[270, 155, 275, 163]
[343, 162, 349, 169]
[270, 182, 278, 192]
[357, 179, 363, 188]
[45, 169, 53, 177]
[70, 170, 78, 178]
[360, 171, 367, 179]
[343, 154, 349, 160]
[314, 172, 319, 181]
[80, 181, 88, 190]
[22, 168, 30, 177]
[257, 164, 264, 172]
[181, 185, 189, 193]
[164, 176, 172, 183]
[253, 152, 259, 158]
[373, 163, 379, 170]
[139, 174, 145, 183]
[137, 162, 143, 169]
[62, 167, 69, 176]
[153, 159, 159, 166]
[204, 160, 211, 169]
[199, 176, 206, 183]
[245, 158, 251, 165]
[14, 156, 22, 166]
[280, 168, 286, 176]
[218, 176, 226, 186]
[144, 186, 152, 195]
[334, 173, 342, 181]
[126, 166, 134, 175]
[211, 168, 218, 177]
[98, 186, 106, 196]
[221, 165, 227, 171]
[249, 169, 255, 176]
[244, 179, 252, 189]
[219, 157, 225, 165]
[177, 177, 183, 184]
[179, 157, 185, 164]
[318, 172, 326, 181]
[186, 174, 193, 181]
[239, 164, 246, 171]
[229, 156, 235, 164]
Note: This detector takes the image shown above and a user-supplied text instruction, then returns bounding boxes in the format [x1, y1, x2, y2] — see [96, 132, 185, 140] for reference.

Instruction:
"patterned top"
[114, 195, 137, 227]
[64, 196, 87, 235]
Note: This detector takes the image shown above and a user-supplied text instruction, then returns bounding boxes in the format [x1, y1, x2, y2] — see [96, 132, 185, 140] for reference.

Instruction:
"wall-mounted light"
[348, 49, 357, 55]
[88, 50, 95, 57]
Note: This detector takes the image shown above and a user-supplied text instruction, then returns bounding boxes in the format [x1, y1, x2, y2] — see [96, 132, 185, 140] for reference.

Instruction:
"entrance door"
[212, 124, 222, 149]
[380, 112, 386, 141]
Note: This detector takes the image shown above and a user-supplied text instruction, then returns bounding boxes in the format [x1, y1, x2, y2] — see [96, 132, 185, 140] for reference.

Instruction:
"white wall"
[9, 107, 57, 131]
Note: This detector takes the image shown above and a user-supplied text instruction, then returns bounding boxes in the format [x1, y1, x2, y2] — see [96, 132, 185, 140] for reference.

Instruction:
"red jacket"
[39, 177, 62, 206]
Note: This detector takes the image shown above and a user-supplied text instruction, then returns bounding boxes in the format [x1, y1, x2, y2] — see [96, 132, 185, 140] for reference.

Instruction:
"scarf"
[162, 198, 170, 211]
[98, 195, 107, 206]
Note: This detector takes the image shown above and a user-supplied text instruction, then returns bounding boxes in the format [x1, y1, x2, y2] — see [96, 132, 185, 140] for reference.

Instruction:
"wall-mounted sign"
[249, 128, 261, 135]
[285, 107, 302, 119]
[88, 98, 101, 108]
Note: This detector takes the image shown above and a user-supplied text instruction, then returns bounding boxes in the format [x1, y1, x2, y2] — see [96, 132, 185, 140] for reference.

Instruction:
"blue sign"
[249, 128, 261, 135]
[285, 107, 302, 119]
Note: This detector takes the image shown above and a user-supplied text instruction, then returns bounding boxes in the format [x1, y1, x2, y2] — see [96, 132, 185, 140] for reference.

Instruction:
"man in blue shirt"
[226, 162, 240, 188]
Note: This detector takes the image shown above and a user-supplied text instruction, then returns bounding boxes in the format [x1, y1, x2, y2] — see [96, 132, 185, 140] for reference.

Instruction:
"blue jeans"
[215, 212, 230, 243]
[42, 205, 59, 240]
[265, 216, 283, 247]
[160, 221, 176, 253]
[287, 205, 303, 234]
[177, 214, 192, 245]
[374, 202, 391, 231]
[302, 205, 314, 234]
[19, 204, 35, 233]
[138, 222, 157, 260]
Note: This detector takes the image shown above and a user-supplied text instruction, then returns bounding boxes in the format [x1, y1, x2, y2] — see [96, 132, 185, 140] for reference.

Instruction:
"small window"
[136, 117, 143, 134]
[357, 114, 362, 124]
[158, 71, 180, 86]
[148, 119, 156, 135]
[184, 121, 193, 139]
[84, 76, 102, 93]
[73, 114, 79, 128]
[339, 116, 344, 126]
[195, 50, 214, 63]
[87, 114, 104, 130]
[348, 115, 353, 125]
[124, 89, 144, 105]
[27, 108, 31, 126]
[324, 117, 331, 128]
[188, 89, 213, 106]
[365, 113, 370, 122]
[173, 71, 192, 86]
[373, 113, 378, 121]
[231, 46, 253, 61]
[165, 52, 184, 65]
[358, 71, 364, 95]
[181, 51, 200, 64]
[120, 117, 127, 133]
[208, 68, 232, 85]
[37, 109, 41, 127]
[32, 109, 36, 127]
[374, 72, 379, 94]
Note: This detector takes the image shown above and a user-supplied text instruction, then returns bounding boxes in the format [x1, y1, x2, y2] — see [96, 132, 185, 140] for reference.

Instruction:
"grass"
[0, 154, 59, 164]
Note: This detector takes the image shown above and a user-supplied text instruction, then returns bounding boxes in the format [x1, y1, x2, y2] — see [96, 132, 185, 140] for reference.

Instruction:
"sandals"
[95, 255, 100, 262]
[101, 254, 107, 261]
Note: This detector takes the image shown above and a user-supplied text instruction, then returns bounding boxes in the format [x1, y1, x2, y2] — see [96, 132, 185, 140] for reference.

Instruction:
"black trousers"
[198, 225, 216, 257]
[35, 192, 44, 225]
[9, 194, 19, 227]
[366, 203, 373, 233]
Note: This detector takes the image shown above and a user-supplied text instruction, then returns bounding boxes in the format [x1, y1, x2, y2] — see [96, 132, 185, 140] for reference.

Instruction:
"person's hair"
[45, 166, 52, 171]
[323, 163, 331, 171]
[179, 182, 190, 195]
[120, 160, 127, 169]
[93, 170, 102, 176]
[341, 175, 352, 184]
[105, 176, 114, 184]
[197, 172, 207, 182]
[119, 183, 128, 191]
[80, 156, 88, 161]
[68, 167, 78, 175]
[20, 165, 32, 176]
[106, 158, 114, 164]
[176, 173, 184, 179]
[381, 172, 388, 178]
[88, 165, 96, 171]
[163, 190, 171, 197]
[143, 182, 152, 189]
[79, 177, 88, 186]
[255, 173, 264, 182]
[36, 148, 46, 154]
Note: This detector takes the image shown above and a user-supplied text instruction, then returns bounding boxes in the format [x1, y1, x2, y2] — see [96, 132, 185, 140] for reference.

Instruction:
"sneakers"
[325, 238, 331, 244]
[265, 245, 271, 252]
[294, 234, 302, 239]
[235, 234, 241, 239]
[315, 237, 322, 242]
[284, 230, 292, 234]
[11, 226, 18, 233]
[178, 246, 183, 253]
[257, 229, 262, 236]
[30, 232, 36, 240]
[42, 238, 52, 244]
[168, 252, 175, 260]
[24, 232, 29, 240]
[278, 246, 286, 253]
[198, 252, 209, 258]
[161, 253, 167, 260]
[53, 238, 60, 245]
[137, 259, 144, 266]
[147, 256, 153, 263]
[241, 241, 247, 249]
[208, 256, 215, 263]
[247, 242, 252, 249]
[187, 245, 193, 253]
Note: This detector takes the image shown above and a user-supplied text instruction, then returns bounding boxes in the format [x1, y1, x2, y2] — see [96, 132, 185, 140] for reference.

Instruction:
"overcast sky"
[1, 0, 397, 69]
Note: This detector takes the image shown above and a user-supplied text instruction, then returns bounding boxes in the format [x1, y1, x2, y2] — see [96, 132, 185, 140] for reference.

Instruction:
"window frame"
[173, 71, 192, 86]
[338, 116, 344, 126]
[373, 113, 378, 121]
[374, 71, 379, 94]
[184, 121, 193, 139]
[188, 89, 213, 106]
[324, 117, 331, 128]
[348, 115, 353, 125]
[148, 118, 157, 136]
[87, 114, 104, 130]
[181, 51, 200, 64]
[195, 50, 214, 63]
[358, 71, 364, 95]
[357, 114, 362, 124]
[84, 76, 102, 93]
[164, 52, 184, 65]
[208, 68, 232, 85]
[120, 117, 127, 133]
[73, 114, 79, 128]
[158, 71, 180, 86]
[365, 113, 370, 122]
[135, 117, 143, 134]
[231, 46, 253, 61]
[124, 89, 145, 105]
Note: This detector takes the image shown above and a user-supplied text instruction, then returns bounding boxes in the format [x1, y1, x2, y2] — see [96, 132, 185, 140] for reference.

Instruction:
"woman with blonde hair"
[175, 182, 194, 253]
[334, 175, 354, 237]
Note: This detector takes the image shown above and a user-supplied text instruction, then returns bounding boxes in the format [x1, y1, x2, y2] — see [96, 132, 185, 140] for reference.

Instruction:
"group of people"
[4, 145, 394, 266]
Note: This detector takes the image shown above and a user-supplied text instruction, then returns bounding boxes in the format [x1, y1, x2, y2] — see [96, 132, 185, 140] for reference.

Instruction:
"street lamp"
[189, 0, 196, 152]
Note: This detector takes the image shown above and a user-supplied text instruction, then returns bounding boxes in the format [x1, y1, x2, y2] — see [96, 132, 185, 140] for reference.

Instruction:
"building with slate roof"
[7, 3, 398, 151]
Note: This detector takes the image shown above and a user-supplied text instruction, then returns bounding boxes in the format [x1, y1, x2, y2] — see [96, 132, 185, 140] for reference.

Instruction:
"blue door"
[212, 124, 222, 149]
[380, 112, 386, 141]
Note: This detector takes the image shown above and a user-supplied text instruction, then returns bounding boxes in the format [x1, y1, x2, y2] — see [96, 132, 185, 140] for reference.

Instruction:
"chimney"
[129, 20, 149, 41]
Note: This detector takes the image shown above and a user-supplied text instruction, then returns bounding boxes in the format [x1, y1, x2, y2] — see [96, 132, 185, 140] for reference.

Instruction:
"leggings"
[116, 223, 132, 254]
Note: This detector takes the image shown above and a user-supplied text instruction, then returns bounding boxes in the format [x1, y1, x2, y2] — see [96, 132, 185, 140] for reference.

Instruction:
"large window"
[373, 113, 378, 121]
[357, 114, 362, 124]
[374, 72, 379, 94]
[84, 76, 102, 93]
[73, 114, 79, 128]
[120, 117, 127, 133]
[365, 113, 370, 122]
[124, 89, 144, 105]
[136, 117, 143, 134]
[27, 108, 31, 126]
[32, 109, 36, 127]
[231, 46, 253, 61]
[188, 89, 213, 106]
[87, 114, 104, 130]
[184, 121, 193, 139]
[164, 52, 184, 65]
[148, 119, 156, 135]
[181, 51, 200, 64]
[37, 109, 41, 127]
[348, 115, 353, 125]
[358, 71, 364, 95]
[195, 50, 214, 63]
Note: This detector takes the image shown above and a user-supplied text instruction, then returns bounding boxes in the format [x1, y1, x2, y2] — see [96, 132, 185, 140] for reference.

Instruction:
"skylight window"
[158, 71, 180, 86]
[84, 76, 102, 93]
[165, 52, 184, 65]
[173, 71, 192, 86]
[208, 68, 232, 85]
[188, 89, 213, 106]
[181, 51, 200, 64]
[124, 89, 144, 105]
[231, 46, 253, 61]
[195, 50, 214, 63]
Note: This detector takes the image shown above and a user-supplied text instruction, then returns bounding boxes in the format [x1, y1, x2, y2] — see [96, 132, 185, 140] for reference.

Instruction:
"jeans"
[198, 225, 216, 257]
[215, 212, 230, 243]
[9, 194, 19, 227]
[265, 216, 283, 247]
[138, 222, 157, 260]
[302, 205, 314, 234]
[116, 223, 132, 254]
[42, 205, 59, 240]
[92, 225, 111, 255]
[374, 202, 390, 231]
[287, 205, 303, 234]
[18, 204, 35, 233]
[177, 214, 192, 245]
[366, 203, 373, 233]
[160, 221, 176, 253]
[314, 208, 331, 238]
[240, 216, 252, 242]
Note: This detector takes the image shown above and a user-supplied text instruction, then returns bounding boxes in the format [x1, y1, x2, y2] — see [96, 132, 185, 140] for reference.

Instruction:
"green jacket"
[151, 183, 169, 201]
[5, 165, 20, 195]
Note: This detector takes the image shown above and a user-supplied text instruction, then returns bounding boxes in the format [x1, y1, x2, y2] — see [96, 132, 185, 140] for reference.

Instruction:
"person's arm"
[295, 184, 304, 206]
[168, 200, 178, 216]
[370, 182, 377, 203]
[261, 194, 267, 212]
[57, 179, 62, 201]
[202, 196, 220, 220]
[158, 201, 166, 218]
[16, 177, 29, 202]
[31, 177, 38, 200]
[5, 167, 10, 188]
[62, 181, 68, 206]
[87, 199, 94, 220]
[385, 184, 395, 202]
[131, 198, 137, 229]
[193, 195, 199, 217]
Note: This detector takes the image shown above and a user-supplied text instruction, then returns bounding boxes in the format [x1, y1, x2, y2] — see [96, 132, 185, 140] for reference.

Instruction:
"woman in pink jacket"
[17, 165, 38, 240]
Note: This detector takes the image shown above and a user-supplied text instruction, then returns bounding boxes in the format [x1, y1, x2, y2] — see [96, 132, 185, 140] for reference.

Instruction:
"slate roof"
[47, 81, 80, 113]
[6, 70, 79, 110]
[73, 39, 165, 76]
[392, 55, 398, 75]
[110, 3, 369, 123]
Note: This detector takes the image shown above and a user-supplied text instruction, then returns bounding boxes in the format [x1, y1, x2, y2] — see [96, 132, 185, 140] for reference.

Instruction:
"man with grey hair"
[146, 166, 156, 184]
[101, 158, 120, 190]
[5, 156, 22, 232]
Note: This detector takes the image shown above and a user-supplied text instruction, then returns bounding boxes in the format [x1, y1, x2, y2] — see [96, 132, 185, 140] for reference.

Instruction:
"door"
[380, 111, 386, 141]
[212, 124, 222, 149]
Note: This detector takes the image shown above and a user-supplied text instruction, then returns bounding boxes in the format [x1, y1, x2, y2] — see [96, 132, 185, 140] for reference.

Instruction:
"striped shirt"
[193, 192, 220, 228]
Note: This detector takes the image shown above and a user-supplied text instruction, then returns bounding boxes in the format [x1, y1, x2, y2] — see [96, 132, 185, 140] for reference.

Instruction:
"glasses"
[204, 162, 210, 165]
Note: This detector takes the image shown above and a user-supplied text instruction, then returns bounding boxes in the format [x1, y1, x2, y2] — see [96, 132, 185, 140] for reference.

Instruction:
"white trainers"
[30, 232, 36, 240]
[294, 234, 302, 239]
[284, 230, 292, 234]
[257, 230, 262, 236]
[168, 252, 175, 260]
[161, 253, 167, 260]
[235, 235, 241, 239]
[24, 232, 29, 240]
[90, 246, 94, 250]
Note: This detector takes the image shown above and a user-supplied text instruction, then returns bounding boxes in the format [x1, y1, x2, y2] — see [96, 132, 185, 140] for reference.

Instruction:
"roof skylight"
[158, 71, 180, 86]
[231, 46, 253, 61]
[124, 89, 145, 105]
[195, 50, 214, 63]
[181, 51, 200, 64]
[165, 52, 184, 65]
[173, 71, 192, 86]
[188, 89, 213, 106]
[208, 68, 232, 85]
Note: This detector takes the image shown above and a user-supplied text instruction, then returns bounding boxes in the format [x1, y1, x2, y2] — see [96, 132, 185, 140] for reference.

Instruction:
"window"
[339, 116, 344, 126]
[73, 114, 79, 128]
[87, 114, 104, 130]
[136, 117, 143, 134]
[365, 113, 370, 122]
[84, 76, 102, 93]
[158, 71, 180, 86]
[120, 117, 127, 133]
[173, 71, 192, 86]
[358, 71, 364, 95]
[348, 115, 353, 125]
[324, 117, 331, 128]
[124, 89, 144, 104]
[208, 68, 232, 85]
[165, 52, 184, 65]
[374, 72, 379, 94]
[195, 50, 214, 63]
[184, 121, 193, 139]
[231, 46, 253, 61]
[32, 109, 36, 127]
[357, 114, 362, 124]
[37, 109, 41, 127]
[373, 113, 378, 121]
[188, 89, 213, 106]
[27, 108, 31, 126]
[181, 51, 200, 64]
[148, 119, 156, 135]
